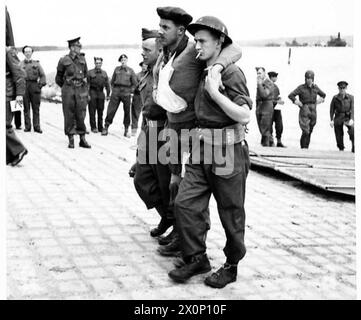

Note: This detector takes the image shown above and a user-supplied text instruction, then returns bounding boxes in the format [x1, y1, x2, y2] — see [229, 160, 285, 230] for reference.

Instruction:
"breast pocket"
[64, 61, 75, 76]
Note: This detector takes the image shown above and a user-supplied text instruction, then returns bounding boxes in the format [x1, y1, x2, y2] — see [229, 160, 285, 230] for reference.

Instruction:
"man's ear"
[178, 25, 185, 35]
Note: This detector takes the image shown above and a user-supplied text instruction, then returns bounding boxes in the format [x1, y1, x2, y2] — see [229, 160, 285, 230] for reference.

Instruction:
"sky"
[5, 0, 355, 47]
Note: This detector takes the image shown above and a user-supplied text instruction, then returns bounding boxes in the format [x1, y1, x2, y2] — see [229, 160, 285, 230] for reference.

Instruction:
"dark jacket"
[330, 93, 354, 123]
[6, 47, 26, 102]
[87, 68, 110, 96]
[288, 83, 326, 104]
[55, 53, 88, 88]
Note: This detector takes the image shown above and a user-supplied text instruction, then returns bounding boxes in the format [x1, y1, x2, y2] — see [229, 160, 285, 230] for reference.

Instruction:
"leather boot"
[150, 217, 173, 237]
[68, 135, 74, 149]
[124, 126, 130, 138]
[168, 253, 211, 283]
[158, 228, 176, 245]
[204, 263, 238, 288]
[79, 135, 91, 148]
[277, 139, 286, 147]
[157, 234, 181, 257]
[101, 124, 109, 136]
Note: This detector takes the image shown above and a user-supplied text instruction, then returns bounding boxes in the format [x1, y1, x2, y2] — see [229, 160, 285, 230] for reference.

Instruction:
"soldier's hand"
[278, 99, 285, 105]
[330, 120, 334, 128]
[15, 95, 23, 105]
[128, 162, 137, 178]
[294, 100, 303, 107]
[347, 119, 354, 126]
[316, 97, 325, 104]
[209, 65, 225, 90]
[152, 89, 158, 103]
[169, 174, 182, 206]
[205, 70, 221, 99]
[88, 95, 91, 102]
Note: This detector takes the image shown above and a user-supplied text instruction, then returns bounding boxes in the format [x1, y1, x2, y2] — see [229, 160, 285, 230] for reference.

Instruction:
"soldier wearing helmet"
[288, 70, 326, 149]
[168, 15, 253, 289]
[153, 6, 243, 259]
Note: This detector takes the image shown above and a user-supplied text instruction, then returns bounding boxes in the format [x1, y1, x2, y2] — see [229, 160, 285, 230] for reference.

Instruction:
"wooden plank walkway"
[249, 146, 355, 196]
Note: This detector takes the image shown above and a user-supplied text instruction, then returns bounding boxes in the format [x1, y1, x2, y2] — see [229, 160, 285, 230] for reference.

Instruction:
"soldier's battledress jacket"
[55, 53, 88, 87]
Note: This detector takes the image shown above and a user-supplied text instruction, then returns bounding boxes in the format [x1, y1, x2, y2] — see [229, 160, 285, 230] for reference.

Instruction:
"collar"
[164, 34, 189, 61]
[25, 59, 32, 64]
[95, 68, 102, 73]
[337, 93, 349, 99]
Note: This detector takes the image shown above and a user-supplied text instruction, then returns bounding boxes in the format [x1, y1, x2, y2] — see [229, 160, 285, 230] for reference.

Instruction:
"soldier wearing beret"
[153, 6, 242, 258]
[55, 37, 91, 149]
[330, 81, 354, 152]
[20, 45, 47, 133]
[6, 6, 28, 166]
[87, 57, 110, 133]
[288, 70, 326, 149]
[102, 54, 138, 137]
[133, 28, 174, 241]
[268, 71, 286, 147]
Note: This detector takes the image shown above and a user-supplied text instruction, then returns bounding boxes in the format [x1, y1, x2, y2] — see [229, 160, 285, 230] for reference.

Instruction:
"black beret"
[337, 81, 348, 87]
[156, 6, 193, 26]
[67, 37, 81, 46]
[142, 28, 159, 41]
[94, 57, 103, 62]
[268, 71, 278, 78]
[22, 45, 33, 54]
[118, 54, 128, 62]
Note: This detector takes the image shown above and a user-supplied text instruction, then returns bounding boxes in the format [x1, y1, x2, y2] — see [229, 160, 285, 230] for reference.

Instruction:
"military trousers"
[133, 123, 173, 219]
[88, 89, 105, 131]
[23, 81, 42, 130]
[6, 101, 26, 164]
[334, 119, 354, 151]
[131, 93, 142, 131]
[13, 110, 22, 129]
[270, 109, 283, 142]
[61, 84, 88, 135]
[175, 141, 250, 263]
[256, 101, 274, 146]
[298, 104, 317, 148]
[105, 87, 131, 129]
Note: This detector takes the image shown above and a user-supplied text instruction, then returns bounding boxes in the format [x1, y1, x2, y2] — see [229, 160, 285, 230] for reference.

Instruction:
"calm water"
[33, 47, 354, 151]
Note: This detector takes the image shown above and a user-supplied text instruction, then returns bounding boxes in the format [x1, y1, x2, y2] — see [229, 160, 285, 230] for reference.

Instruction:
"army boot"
[79, 135, 91, 148]
[158, 228, 176, 246]
[68, 135, 75, 149]
[204, 262, 238, 288]
[124, 126, 131, 138]
[168, 253, 211, 283]
[101, 124, 109, 136]
[277, 139, 286, 147]
[157, 234, 181, 257]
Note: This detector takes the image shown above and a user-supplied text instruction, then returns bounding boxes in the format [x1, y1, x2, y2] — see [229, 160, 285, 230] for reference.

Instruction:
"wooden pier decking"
[249, 146, 355, 196]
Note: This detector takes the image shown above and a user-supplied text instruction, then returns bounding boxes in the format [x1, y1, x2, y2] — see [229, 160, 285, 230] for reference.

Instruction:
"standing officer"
[131, 62, 148, 136]
[268, 71, 286, 147]
[153, 6, 242, 258]
[255, 67, 274, 147]
[55, 37, 91, 149]
[102, 54, 138, 137]
[87, 57, 110, 133]
[20, 45, 47, 133]
[133, 28, 173, 240]
[6, 6, 28, 166]
[288, 70, 326, 149]
[168, 16, 252, 288]
[330, 81, 354, 152]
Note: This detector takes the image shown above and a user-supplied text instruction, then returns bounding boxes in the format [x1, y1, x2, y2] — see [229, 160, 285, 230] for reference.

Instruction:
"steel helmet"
[187, 16, 232, 45]
[305, 70, 315, 79]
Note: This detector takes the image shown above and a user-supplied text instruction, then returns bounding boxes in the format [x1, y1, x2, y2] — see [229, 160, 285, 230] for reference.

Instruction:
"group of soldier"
[5, 5, 355, 290]
[255, 68, 354, 152]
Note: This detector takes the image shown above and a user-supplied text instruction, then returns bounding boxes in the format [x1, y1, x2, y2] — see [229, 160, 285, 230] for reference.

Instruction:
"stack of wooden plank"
[249, 146, 355, 196]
